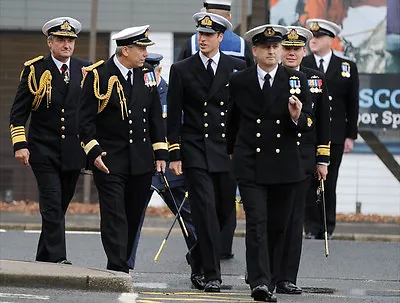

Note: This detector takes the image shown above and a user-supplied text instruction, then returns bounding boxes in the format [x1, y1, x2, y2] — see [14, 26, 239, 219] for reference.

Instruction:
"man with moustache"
[275, 26, 331, 295]
[9, 17, 90, 265]
[302, 19, 359, 239]
[167, 12, 245, 292]
[226, 24, 313, 302]
[78, 26, 168, 273]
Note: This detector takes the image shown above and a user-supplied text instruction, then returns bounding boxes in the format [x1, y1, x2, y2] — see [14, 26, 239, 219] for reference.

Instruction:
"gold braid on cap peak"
[91, 68, 128, 120]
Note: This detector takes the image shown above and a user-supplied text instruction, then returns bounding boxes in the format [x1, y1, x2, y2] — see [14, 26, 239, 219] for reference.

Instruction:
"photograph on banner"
[270, 0, 400, 73]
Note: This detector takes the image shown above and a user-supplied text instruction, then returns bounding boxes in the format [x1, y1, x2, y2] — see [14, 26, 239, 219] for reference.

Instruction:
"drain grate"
[302, 287, 336, 294]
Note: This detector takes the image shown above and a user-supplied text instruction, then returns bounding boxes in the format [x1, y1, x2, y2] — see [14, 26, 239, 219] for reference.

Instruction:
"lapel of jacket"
[304, 54, 318, 71]
[245, 66, 264, 109]
[261, 64, 285, 114]
[63, 57, 81, 105]
[46, 55, 68, 97]
[326, 52, 340, 80]
[108, 56, 132, 102]
[190, 53, 212, 91]
[207, 53, 230, 100]
[130, 66, 148, 105]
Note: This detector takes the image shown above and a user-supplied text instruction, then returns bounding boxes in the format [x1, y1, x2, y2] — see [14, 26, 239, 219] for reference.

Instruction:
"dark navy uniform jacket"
[78, 57, 168, 176]
[152, 76, 185, 189]
[10, 55, 90, 171]
[298, 66, 331, 175]
[302, 53, 359, 144]
[178, 30, 254, 67]
[167, 52, 246, 173]
[226, 65, 314, 184]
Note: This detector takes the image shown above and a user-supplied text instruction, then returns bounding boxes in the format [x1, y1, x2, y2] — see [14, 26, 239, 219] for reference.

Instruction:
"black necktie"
[127, 70, 133, 87]
[318, 59, 324, 73]
[263, 73, 271, 92]
[61, 64, 69, 84]
[207, 59, 214, 84]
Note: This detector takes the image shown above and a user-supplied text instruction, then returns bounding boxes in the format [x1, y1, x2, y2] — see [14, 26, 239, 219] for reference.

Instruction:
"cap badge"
[288, 29, 299, 41]
[60, 20, 72, 31]
[144, 29, 149, 38]
[200, 16, 213, 27]
[264, 27, 275, 37]
[289, 75, 301, 95]
[341, 62, 351, 78]
[310, 22, 320, 32]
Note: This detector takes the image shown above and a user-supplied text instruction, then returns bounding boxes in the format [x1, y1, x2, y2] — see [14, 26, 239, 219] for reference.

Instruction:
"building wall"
[0, 0, 245, 33]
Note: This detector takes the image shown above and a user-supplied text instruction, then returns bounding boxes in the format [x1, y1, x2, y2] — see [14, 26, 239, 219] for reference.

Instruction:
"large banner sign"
[359, 74, 400, 129]
[271, 0, 400, 73]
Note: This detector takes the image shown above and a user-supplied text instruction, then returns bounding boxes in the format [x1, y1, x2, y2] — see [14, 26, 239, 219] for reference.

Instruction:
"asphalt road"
[0, 230, 399, 302]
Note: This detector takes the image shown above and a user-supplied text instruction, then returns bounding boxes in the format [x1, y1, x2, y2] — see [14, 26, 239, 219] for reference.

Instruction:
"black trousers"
[32, 166, 80, 262]
[93, 171, 152, 273]
[127, 183, 197, 269]
[185, 168, 236, 282]
[305, 144, 344, 235]
[220, 206, 236, 256]
[238, 180, 296, 289]
[276, 176, 312, 284]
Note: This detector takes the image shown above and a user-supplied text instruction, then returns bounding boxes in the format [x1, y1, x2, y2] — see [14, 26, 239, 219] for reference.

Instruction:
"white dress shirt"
[199, 51, 220, 75]
[52, 55, 70, 76]
[313, 50, 333, 73]
[257, 64, 278, 89]
[113, 55, 133, 85]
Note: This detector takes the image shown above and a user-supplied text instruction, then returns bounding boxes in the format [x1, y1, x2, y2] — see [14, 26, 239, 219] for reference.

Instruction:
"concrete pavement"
[0, 211, 399, 294]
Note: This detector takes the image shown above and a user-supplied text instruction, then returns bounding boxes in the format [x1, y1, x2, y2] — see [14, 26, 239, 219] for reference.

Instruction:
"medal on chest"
[289, 76, 301, 95]
[341, 62, 351, 78]
[308, 75, 322, 93]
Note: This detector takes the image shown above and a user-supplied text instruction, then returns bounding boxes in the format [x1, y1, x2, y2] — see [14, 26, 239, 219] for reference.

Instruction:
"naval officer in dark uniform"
[302, 19, 359, 239]
[9, 17, 90, 264]
[275, 26, 331, 295]
[78, 26, 168, 273]
[127, 53, 197, 270]
[178, 0, 254, 260]
[226, 24, 314, 302]
[167, 12, 246, 292]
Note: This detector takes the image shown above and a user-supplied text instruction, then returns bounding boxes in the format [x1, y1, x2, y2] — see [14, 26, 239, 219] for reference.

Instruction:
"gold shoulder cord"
[22, 56, 52, 111]
[92, 69, 128, 120]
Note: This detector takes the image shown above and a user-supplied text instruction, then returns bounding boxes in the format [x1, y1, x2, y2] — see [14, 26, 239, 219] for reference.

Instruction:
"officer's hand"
[288, 95, 302, 121]
[94, 152, 110, 174]
[317, 164, 328, 181]
[169, 161, 183, 176]
[156, 160, 166, 173]
[15, 148, 30, 168]
[344, 138, 354, 153]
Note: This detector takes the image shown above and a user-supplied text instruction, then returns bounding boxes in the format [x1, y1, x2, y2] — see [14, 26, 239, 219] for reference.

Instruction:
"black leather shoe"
[251, 285, 277, 302]
[57, 259, 72, 265]
[220, 253, 234, 260]
[191, 273, 206, 290]
[276, 281, 302, 294]
[204, 280, 221, 292]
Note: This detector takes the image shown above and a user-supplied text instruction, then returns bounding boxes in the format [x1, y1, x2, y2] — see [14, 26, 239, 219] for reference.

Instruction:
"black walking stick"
[154, 192, 189, 262]
[318, 179, 330, 257]
[159, 170, 189, 238]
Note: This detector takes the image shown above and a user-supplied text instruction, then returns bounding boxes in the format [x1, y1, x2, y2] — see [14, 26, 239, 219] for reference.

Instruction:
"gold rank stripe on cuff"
[168, 143, 180, 152]
[317, 147, 330, 156]
[10, 125, 27, 145]
[81, 139, 99, 155]
[152, 142, 168, 151]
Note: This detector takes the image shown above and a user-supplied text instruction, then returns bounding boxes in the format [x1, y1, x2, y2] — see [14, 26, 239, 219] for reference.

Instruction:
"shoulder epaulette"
[24, 55, 44, 67]
[84, 60, 105, 72]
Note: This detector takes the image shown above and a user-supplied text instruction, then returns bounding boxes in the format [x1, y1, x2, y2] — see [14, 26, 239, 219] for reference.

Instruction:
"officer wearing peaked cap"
[78, 25, 168, 273]
[302, 19, 359, 240]
[127, 53, 198, 271]
[167, 12, 245, 292]
[226, 24, 313, 302]
[275, 26, 331, 295]
[178, 0, 254, 67]
[9, 17, 90, 264]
